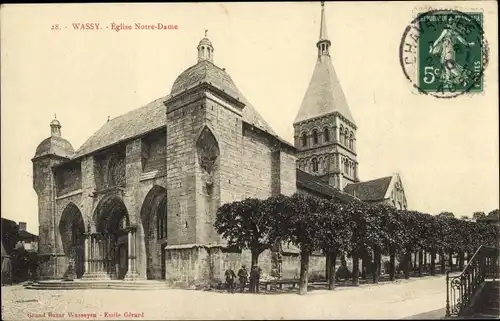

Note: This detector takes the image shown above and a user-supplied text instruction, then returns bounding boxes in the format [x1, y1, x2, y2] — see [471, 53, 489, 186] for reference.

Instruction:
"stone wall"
[55, 161, 82, 196]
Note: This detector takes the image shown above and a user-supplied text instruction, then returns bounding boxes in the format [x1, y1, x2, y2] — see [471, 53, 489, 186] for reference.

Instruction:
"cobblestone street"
[2, 275, 450, 320]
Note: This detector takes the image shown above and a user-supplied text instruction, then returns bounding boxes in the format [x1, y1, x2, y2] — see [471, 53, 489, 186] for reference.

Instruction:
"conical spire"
[293, 2, 355, 125]
[317, 1, 331, 57]
[319, 1, 329, 41]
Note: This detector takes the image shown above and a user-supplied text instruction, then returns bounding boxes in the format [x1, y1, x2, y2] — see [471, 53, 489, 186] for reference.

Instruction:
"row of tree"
[214, 193, 499, 295]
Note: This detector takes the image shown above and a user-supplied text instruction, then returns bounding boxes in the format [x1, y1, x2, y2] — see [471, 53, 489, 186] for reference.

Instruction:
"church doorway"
[94, 195, 130, 280]
[59, 203, 85, 279]
[140, 185, 168, 280]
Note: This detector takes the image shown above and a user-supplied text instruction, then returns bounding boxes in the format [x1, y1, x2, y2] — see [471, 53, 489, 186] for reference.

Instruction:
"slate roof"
[294, 56, 355, 125]
[171, 60, 277, 136]
[73, 60, 280, 159]
[73, 96, 168, 159]
[296, 169, 357, 203]
[343, 176, 393, 202]
[34, 136, 75, 159]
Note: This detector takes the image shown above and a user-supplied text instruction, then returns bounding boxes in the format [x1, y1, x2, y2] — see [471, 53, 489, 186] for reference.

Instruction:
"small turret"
[197, 30, 214, 63]
[33, 115, 74, 160]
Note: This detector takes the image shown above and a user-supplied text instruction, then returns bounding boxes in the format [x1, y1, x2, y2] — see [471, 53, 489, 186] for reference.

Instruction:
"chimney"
[19, 222, 27, 231]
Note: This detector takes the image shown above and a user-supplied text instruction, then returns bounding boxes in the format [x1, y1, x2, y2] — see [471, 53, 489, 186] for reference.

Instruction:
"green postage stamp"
[400, 9, 488, 98]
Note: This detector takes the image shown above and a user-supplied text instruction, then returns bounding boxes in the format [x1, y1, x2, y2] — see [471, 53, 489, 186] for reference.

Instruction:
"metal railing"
[445, 246, 499, 317]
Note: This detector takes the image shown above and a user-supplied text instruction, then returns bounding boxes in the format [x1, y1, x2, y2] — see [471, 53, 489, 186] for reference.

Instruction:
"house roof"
[296, 169, 357, 203]
[19, 230, 38, 241]
[73, 60, 283, 159]
[343, 176, 393, 202]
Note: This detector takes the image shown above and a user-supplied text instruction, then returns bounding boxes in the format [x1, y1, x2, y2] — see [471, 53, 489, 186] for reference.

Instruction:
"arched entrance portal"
[59, 203, 85, 279]
[140, 185, 167, 280]
[94, 195, 130, 280]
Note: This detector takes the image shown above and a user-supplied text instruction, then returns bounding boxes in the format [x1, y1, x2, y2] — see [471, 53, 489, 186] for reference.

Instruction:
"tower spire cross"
[205, 29, 208, 37]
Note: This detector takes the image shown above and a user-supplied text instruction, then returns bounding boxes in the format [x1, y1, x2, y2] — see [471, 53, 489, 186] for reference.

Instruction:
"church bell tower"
[293, 2, 359, 190]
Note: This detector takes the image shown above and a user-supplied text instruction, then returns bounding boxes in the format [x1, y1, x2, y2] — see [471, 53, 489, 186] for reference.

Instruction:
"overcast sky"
[1, 2, 498, 234]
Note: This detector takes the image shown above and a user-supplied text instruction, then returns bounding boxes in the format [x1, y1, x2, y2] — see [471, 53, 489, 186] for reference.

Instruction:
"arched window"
[318, 157, 323, 173]
[344, 128, 349, 146]
[312, 130, 319, 145]
[339, 126, 344, 145]
[344, 160, 348, 174]
[311, 158, 319, 172]
[349, 131, 354, 149]
[301, 132, 307, 147]
[324, 127, 330, 142]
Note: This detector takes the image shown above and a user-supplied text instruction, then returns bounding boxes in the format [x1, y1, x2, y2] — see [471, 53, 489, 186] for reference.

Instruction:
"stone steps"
[25, 280, 174, 291]
[462, 280, 500, 319]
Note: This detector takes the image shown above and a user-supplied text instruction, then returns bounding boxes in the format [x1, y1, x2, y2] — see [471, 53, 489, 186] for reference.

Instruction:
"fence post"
[445, 271, 451, 317]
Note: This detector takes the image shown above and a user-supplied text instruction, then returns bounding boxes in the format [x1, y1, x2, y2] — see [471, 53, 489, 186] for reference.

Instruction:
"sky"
[1, 2, 498, 234]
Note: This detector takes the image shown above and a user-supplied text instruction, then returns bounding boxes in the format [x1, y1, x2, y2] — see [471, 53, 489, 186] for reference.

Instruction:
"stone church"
[32, 3, 407, 284]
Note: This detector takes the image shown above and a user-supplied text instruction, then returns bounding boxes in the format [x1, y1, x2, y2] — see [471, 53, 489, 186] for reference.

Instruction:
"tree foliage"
[214, 193, 500, 294]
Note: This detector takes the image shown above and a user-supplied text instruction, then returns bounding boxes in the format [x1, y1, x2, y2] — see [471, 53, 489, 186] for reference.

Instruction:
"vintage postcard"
[1, 1, 498, 320]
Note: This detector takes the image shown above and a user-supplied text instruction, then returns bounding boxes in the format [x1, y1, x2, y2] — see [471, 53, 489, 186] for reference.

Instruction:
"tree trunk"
[403, 251, 411, 279]
[423, 250, 428, 272]
[389, 248, 396, 281]
[458, 251, 465, 271]
[251, 249, 259, 267]
[299, 249, 310, 295]
[372, 249, 381, 283]
[325, 254, 330, 282]
[361, 251, 368, 279]
[448, 250, 453, 272]
[440, 251, 446, 274]
[327, 251, 337, 290]
[430, 250, 436, 276]
[418, 250, 423, 277]
[352, 252, 360, 286]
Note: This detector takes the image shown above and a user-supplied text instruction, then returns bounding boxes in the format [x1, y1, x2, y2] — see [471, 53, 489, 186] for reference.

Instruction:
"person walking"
[224, 267, 236, 293]
[237, 265, 248, 293]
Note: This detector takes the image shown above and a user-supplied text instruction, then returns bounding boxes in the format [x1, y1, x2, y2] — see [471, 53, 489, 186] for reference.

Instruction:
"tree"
[460, 215, 470, 221]
[214, 196, 284, 266]
[437, 212, 455, 219]
[284, 193, 324, 295]
[317, 201, 353, 290]
[487, 209, 499, 219]
[473, 212, 486, 220]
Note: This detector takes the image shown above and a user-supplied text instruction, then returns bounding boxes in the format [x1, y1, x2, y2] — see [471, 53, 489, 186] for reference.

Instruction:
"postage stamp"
[399, 9, 488, 98]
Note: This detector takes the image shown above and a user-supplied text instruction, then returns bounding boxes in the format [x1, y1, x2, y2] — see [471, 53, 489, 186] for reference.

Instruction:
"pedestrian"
[237, 265, 248, 293]
[224, 267, 236, 293]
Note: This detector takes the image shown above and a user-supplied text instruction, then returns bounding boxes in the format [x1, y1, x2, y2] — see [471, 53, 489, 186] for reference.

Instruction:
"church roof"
[73, 96, 168, 159]
[294, 55, 355, 125]
[343, 176, 393, 202]
[296, 169, 357, 203]
[171, 59, 277, 136]
[293, 3, 355, 126]
[73, 60, 281, 159]
[34, 136, 74, 159]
